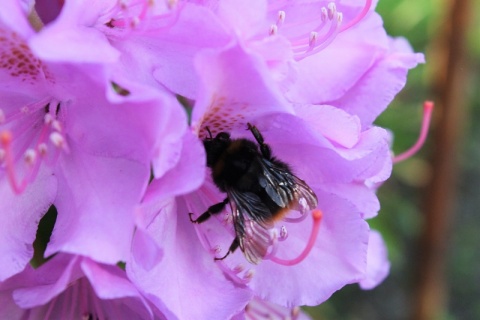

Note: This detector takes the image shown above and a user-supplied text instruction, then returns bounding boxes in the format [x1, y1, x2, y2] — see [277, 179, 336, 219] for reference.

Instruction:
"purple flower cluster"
[0, 0, 424, 319]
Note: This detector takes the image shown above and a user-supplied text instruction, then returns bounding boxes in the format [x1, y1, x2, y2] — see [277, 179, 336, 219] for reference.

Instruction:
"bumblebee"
[189, 123, 318, 264]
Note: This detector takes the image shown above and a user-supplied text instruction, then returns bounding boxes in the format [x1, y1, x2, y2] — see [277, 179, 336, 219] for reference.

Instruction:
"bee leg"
[247, 123, 272, 159]
[214, 237, 240, 261]
[189, 198, 229, 223]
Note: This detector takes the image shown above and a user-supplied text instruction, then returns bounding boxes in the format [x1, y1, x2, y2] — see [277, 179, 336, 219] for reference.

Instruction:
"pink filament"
[1, 131, 28, 194]
[339, 0, 372, 32]
[269, 209, 323, 266]
[393, 101, 434, 164]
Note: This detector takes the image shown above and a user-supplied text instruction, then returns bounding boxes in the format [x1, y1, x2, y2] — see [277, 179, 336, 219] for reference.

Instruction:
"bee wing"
[227, 190, 273, 264]
[259, 159, 318, 213]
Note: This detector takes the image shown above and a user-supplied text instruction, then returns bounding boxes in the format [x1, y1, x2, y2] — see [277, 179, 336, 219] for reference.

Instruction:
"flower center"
[0, 99, 68, 194]
[267, 0, 373, 60]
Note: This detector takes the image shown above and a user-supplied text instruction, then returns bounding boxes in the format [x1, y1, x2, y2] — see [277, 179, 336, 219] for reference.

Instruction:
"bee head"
[203, 131, 231, 168]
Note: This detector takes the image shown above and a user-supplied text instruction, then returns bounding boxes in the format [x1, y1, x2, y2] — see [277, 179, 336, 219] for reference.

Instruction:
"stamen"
[321, 7, 328, 22]
[283, 208, 309, 223]
[269, 24, 278, 36]
[0, 131, 27, 194]
[50, 132, 68, 151]
[52, 119, 62, 132]
[167, 0, 178, 10]
[269, 209, 323, 266]
[212, 245, 222, 255]
[309, 31, 318, 48]
[393, 101, 434, 163]
[263, 231, 279, 259]
[327, 2, 336, 20]
[44, 113, 53, 125]
[243, 269, 255, 282]
[339, 0, 373, 32]
[279, 225, 288, 241]
[0, 131, 12, 148]
[130, 16, 141, 28]
[292, 3, 343, 60]
[277, 10, 286, 25]
[38, 143, 48, 155]
[233, 264, 245, 274]
[291, 307, 301, 318]
[24, 149, 37, 165]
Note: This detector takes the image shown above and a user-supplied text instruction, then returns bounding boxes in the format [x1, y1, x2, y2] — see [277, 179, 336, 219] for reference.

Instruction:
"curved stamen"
[1, 131, 28, 194]
[269, 24, 278, 35]
[293, 12, 342, 60]
[277, 10, 286, 26]
[263, 232, 279, 259]
[283, 210, 309, 223]
[269, 209, 323, 266]
[393, 101, 434, 163]
[291, 3, 343, 60]
[339, 0, 373, 32]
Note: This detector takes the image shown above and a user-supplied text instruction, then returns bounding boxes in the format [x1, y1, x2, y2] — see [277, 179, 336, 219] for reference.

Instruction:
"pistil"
[393, 101, 434, 163]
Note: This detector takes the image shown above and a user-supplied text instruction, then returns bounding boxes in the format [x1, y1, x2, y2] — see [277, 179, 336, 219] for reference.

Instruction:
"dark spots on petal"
[0, 29, 52, 84]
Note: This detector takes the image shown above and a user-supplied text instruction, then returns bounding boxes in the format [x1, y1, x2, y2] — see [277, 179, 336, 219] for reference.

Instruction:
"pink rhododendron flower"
[0, 0, 186, 280]
[132, 39, 393, 312]
[0, 254, 165, 319]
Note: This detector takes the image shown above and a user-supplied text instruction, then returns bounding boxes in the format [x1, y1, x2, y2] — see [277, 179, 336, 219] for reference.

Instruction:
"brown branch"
[413, 0, 472, 319]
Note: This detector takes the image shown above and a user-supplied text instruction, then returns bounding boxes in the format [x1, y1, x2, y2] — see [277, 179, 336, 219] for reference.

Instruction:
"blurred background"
[306, 0, 480, 319]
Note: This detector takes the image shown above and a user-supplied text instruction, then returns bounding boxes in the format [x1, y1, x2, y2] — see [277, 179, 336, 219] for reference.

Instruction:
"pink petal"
[217, 0, 268, 38]
[144, 129, 206, 203]
[128, 198, 252, 319]
[46, 142, 148, 263]
[108, 3, 232, 99]
[286, 13, 387, 103]
[294, 104, 361, 148]
[29, 0, 119, 64]
[192, 42, 294, 135]
[330, 37, 425, 127]
[13, 254, 81, 308]
[0, 167, 56, 281]
[359, 230, 390, 290]
[29, 27, 120, 64]
[250, 191, 369, 306]
[0, 0, 34, 37]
